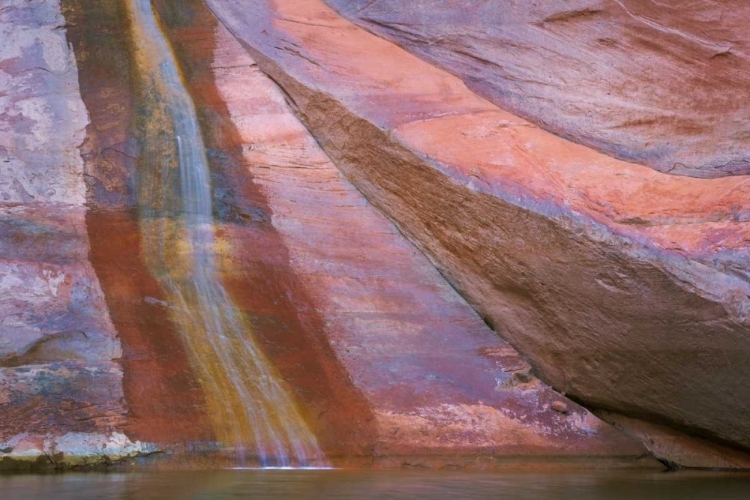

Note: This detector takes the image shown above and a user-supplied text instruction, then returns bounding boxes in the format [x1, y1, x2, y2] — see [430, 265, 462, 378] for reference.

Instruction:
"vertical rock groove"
[125, 0, 325, 467]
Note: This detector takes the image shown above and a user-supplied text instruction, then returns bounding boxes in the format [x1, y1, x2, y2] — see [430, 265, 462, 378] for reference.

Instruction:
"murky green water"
[3, 470, 750, 499]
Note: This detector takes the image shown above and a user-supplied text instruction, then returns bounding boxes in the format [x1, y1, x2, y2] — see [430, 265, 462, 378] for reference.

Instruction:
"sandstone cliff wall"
[327, 0, 750, 178]
[206, 0, 750, 462]
[0, 0, 147, 468]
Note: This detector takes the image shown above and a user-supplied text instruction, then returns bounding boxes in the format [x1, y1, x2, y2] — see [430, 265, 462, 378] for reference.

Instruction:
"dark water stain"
[63, 0, 376, 458]
[61, 0, 215, 445]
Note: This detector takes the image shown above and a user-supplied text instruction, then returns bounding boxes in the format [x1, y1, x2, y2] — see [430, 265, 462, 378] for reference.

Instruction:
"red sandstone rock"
[3, 0, 742, 470]
[1, 0, 650, 468]
[63, 0, 216, 448]
[0, 0, 142, 467]
[599, 411, 750, 470]
[152, 0, 648, 465]
[205, 0, 750, 462]
[326, 0, 750, 178]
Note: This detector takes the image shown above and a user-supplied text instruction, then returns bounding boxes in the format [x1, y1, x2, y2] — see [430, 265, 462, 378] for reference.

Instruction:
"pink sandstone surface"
[326, 0, 750, 178]
[1, 0, 655, 469]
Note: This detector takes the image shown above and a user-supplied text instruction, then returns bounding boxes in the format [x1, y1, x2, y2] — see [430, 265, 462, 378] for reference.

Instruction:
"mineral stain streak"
[125, 0, 325, 467]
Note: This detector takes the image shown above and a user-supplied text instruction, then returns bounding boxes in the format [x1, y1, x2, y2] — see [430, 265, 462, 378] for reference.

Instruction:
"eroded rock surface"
[0, 0, 141, 468]
[213, 25, 642, 466]
[149, 0, 648, 465]
[326, 0, 750, 178]
[205, 0, 750, 460]
[4, 0, 745, 469]
[1, 0, 653, 468]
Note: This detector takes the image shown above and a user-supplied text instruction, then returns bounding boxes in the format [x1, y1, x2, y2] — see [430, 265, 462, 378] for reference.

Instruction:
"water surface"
[3, 470, 750, 499]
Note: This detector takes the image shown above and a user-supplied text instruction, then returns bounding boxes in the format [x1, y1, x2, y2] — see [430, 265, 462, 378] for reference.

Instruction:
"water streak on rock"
[125, 0, 325, 467]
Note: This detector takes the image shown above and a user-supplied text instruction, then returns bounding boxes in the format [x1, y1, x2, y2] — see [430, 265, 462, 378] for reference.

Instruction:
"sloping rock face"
[326, 0, 750, 178]
[1, 0, 652, 469]
[206, 0, 750, 460]
[0, 0, 151, 468]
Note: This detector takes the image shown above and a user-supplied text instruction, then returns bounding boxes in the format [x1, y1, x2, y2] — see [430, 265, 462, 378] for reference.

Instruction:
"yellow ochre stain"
[124, 0, 326, 467]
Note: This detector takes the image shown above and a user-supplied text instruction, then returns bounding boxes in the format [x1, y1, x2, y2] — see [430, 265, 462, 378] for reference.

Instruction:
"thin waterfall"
[126, 0, 326, 467]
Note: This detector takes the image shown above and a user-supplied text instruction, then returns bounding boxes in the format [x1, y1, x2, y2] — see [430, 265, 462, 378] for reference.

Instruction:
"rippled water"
[3, 470, 750, 499]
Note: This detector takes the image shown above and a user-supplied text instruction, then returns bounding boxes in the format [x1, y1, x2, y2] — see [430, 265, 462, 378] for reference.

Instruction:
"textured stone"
[599, 411, 750, 470]
[0, 0, 653, 468]
[0, 0, 130, 467]
[3, 0, 742, 469]
[62, 0, 216, 448]
[205, 0, 750, 459]
[326, 0, 750, 178]
[551, 402, 569, 415]
[152, 0, 648, 465]
[0, 0, 87, 203]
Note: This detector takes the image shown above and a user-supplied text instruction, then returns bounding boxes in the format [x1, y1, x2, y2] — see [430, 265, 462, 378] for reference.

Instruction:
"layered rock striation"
[1, 0, 655, 469]
[4, 0, 749, 470]
[326, 0, 750, 178]
[206, 0, 750, 462]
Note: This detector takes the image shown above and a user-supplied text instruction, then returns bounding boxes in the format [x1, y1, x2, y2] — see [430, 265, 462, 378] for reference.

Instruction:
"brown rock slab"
[600, 411, 750, 470]
[205, 0, 750, 458]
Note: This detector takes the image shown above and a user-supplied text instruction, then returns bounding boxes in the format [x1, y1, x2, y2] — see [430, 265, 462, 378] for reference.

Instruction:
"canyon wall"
[1, 0, 656, 469]
[3, 0, 749, 470]
[0, 0, 148, 468]
[206, 0, 750, 464]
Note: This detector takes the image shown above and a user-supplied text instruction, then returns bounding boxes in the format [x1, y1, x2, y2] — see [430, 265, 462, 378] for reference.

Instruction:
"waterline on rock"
[228, 467, 337, 471]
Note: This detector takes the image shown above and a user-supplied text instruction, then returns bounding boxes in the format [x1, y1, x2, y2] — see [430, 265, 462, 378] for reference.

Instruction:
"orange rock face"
[148, 0, 646, 465]
[205, 0, 750, 459]
[1, 0, 655, 469]
[326, 0, 750, 178]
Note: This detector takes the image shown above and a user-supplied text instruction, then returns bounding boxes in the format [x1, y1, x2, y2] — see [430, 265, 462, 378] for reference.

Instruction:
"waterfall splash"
[126, 0, 326, 468]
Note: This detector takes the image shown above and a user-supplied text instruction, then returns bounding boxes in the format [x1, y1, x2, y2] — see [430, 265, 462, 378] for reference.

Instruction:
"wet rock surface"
[325, 0, 750, 178]
[1, 0, 654, 468]
[150, 0, 647, 464]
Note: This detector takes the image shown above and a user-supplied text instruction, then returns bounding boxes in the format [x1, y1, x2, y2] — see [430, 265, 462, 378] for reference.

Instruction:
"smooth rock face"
[0, 0, 137, 467]
[205, 0, 750, 458]
[207, 28, 635, 464]
[326, 0, 750, 178]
